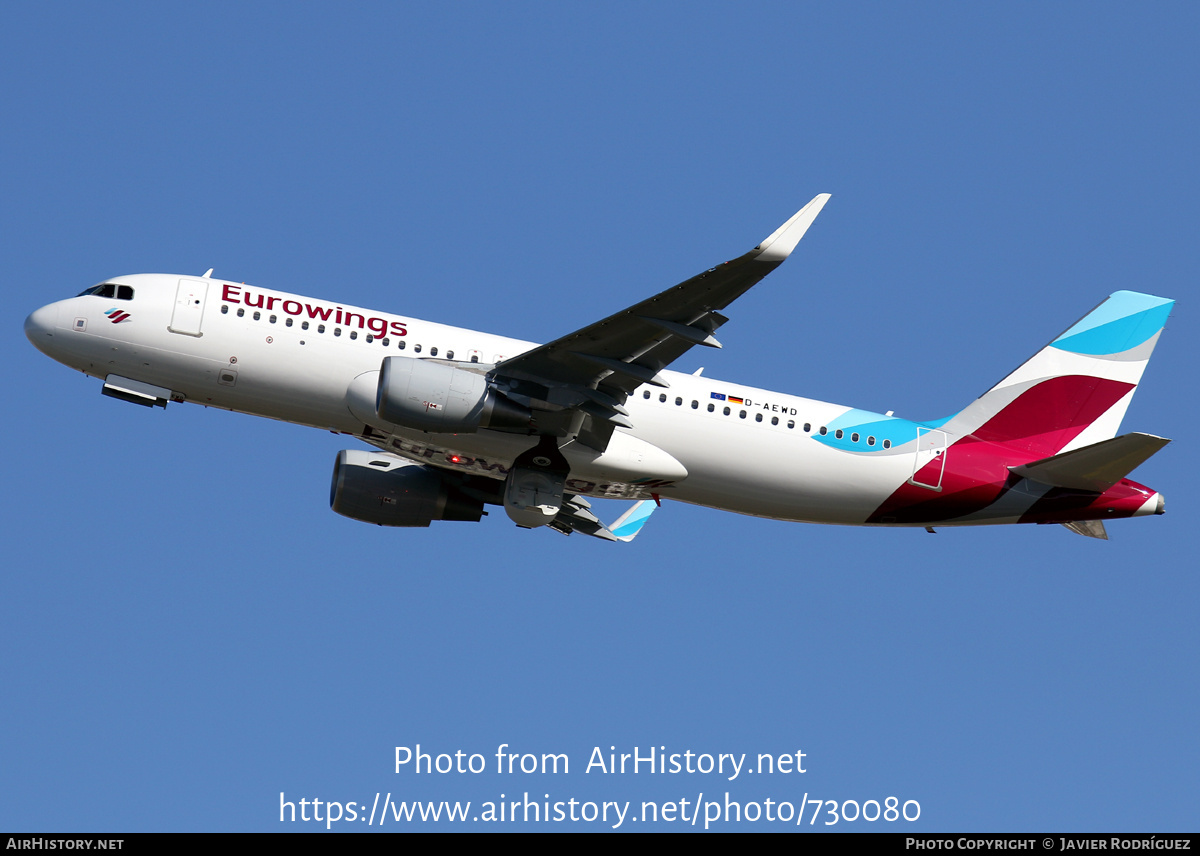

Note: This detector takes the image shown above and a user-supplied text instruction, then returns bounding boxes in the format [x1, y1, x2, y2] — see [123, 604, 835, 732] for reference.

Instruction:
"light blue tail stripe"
[1052, 291, 1174, 356]
[1053, 303, 1173, 355]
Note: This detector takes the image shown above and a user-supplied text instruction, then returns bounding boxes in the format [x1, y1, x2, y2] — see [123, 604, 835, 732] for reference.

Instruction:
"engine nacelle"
[376, 356, 531, 433]
[330, 449, 484, 527]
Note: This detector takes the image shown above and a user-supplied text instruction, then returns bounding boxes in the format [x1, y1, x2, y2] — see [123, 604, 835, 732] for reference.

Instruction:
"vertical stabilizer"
[941, 291, 1173, 457]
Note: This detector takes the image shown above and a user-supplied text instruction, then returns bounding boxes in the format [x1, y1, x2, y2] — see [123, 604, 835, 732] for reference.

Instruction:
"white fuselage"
[27, 273, 921, 525]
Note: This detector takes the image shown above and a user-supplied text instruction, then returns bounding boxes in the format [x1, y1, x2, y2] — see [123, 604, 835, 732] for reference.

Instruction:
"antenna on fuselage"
[201, 268, 213, 278]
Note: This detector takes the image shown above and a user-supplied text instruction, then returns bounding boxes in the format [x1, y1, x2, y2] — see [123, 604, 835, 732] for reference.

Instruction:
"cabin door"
[169, 279, 209, 337]
[909, 427, 947, 490]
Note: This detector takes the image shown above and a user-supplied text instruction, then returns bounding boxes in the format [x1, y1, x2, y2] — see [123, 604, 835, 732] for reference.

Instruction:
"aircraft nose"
[24, 303, 60, 351]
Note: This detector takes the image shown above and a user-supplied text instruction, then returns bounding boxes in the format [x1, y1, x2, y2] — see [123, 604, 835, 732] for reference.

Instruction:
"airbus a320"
[25, 195, 1172, 541]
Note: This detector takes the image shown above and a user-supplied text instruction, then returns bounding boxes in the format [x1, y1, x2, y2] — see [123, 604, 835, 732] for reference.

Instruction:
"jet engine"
[375, 356, 531, 433]
[330, 449, 484, 526]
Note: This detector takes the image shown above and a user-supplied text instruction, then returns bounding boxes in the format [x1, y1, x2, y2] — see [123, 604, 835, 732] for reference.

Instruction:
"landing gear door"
[909, 427, 947, 491]
[169, 279, 209, 337]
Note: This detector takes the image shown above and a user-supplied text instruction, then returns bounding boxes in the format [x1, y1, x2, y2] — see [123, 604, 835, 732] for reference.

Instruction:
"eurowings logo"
[104, 308, 131, 324]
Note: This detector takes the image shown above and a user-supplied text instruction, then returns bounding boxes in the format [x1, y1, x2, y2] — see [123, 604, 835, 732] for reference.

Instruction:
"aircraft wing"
[492, 194, 830, 449]
[546, 497, 658, 541]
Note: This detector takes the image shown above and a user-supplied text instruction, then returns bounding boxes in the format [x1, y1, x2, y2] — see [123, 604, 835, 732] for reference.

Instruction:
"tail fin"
[944, 291, 1174, 457]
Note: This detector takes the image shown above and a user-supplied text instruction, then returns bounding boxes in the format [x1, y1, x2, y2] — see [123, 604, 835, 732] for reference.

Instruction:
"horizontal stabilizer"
[1062, 520, 1109, 540]
[1011, 433, 1169, 492]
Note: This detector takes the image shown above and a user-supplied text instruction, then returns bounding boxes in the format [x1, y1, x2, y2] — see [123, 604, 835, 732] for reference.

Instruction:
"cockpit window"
[78, 283, 134, 300]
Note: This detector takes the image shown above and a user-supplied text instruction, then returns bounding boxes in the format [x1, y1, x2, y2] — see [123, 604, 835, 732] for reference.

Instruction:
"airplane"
[24, 194, 1173, 541]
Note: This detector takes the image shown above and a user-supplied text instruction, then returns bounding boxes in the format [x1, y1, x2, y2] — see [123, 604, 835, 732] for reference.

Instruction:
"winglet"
[754, 194, 831, 262]
[607, 500, 656, 542]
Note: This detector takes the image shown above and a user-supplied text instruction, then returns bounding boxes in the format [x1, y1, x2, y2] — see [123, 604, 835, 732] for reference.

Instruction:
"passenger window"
[867, 436, 876, 446]
[787, 420, 795, 429]
[414, 344, 422, 353]
[350, 331, 357, 340]
[334, 327, 341, 337]
[269, 315, 277, 324]
[819, 426, 827, 435]
[675, 397, 682, 406]
[851, 432, 859, 443]
[221, 305, 229, 314]
[381, 337, 389, 346]
[803, 423, 811, 432]
[318, 324, 325, 333]
[723, 406, 730, 415]
[285, 317, 293, 327]
[366, 334, 373, 342]
[659, 394, 667, 403]
[835, 429, 843, 439]
[253, 311, 261, 321]
[643, 390, 651, 399]
[398, 340, 406, 350]
[755, 413, 763, 422]
[883, 439, 892, 449]
[430, 347, 438, 356]
[469, 353, 477, 362]
[302, 321, 309, 330]
[447, 351, 454, 359]
[707, 403, 715, 412]
[237, 308, 245, 317]
[691, 400, 698, 409]
[771, 416, 778, 425]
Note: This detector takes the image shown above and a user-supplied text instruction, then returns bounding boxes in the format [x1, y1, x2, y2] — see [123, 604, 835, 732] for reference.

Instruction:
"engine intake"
[376, 356, 531, 433]
[330, 450, 484, 527]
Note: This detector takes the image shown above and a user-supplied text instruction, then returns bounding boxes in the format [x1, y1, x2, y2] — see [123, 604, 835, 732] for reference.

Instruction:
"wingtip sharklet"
[607, 499, 656, 542]
[755, 193, 831, 262]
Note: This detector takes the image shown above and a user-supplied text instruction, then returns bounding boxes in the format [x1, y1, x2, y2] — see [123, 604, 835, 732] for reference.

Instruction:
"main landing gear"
[503, 435, 569, 528]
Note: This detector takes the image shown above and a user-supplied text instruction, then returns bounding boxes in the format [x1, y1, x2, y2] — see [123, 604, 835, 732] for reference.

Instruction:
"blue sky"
[2, 3, 1196, 831]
